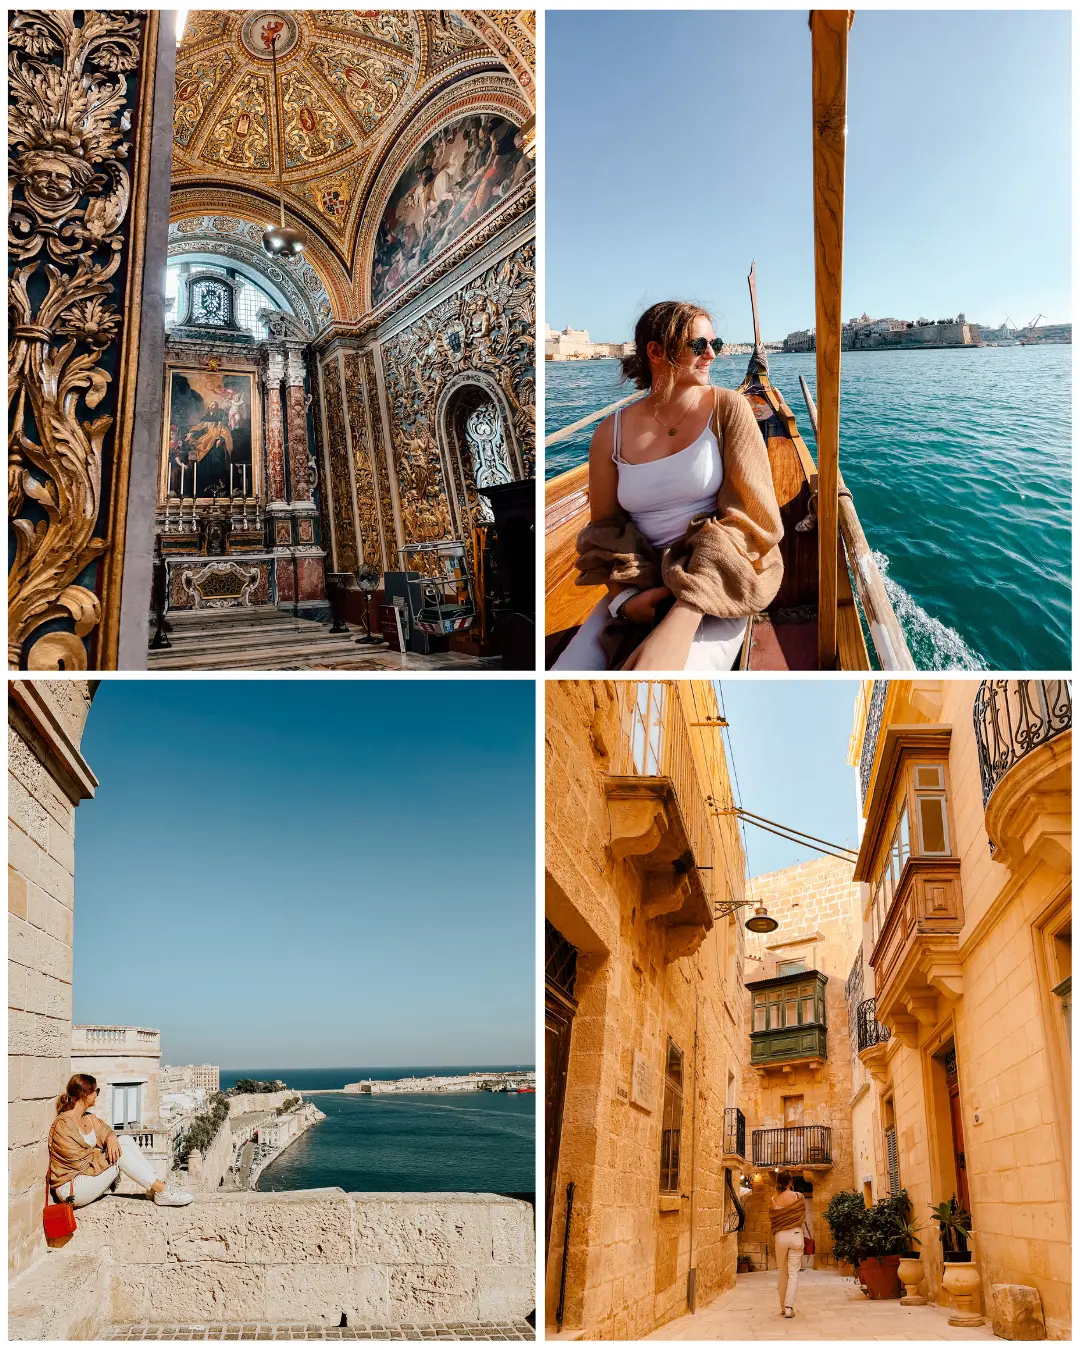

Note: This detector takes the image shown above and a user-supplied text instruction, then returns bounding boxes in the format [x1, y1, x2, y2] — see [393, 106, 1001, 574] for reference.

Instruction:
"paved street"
[647, 1269, 1001, 1341]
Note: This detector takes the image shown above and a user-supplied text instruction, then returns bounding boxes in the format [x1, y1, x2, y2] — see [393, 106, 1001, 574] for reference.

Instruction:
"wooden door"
[948, 1081, 970, 1213]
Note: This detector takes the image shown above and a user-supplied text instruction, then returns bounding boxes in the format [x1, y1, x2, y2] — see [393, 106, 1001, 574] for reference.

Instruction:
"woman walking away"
[48, 1074, 193, 1209]
[769, 1170, 812, 1317]
[554, 300, 783, 671]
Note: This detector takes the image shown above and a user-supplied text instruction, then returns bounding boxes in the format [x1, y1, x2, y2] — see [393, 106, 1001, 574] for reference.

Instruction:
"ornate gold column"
[8, 10, 171, 669]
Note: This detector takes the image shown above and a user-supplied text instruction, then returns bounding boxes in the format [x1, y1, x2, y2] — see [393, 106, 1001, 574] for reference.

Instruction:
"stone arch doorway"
[436, 372, 523, 539]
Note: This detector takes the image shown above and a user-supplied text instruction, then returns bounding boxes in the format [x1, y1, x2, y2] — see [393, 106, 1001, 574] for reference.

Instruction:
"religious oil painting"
[371, 113, 528, 305]
[160, 368, 258, 502]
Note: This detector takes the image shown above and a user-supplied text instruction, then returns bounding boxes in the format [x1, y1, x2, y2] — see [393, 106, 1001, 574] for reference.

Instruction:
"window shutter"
[885, 1125, 900, 1195]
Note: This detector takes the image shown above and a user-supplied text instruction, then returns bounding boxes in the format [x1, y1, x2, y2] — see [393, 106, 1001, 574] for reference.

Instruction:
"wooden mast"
[748, 260, 762, 348]
[810, 10, 853, 669]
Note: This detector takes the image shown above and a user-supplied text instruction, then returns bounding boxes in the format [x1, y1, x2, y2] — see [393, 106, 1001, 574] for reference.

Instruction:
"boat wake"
[871, 551, 984, 671]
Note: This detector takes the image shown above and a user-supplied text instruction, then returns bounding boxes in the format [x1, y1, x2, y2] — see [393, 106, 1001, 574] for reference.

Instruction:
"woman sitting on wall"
[48, 1074, 193, 1210]
[553, 301, 783, 671]
[770, 1169, 813, 1318]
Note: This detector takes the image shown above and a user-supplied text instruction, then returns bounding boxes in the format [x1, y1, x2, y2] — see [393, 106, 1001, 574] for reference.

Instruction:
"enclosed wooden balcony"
[747, 971, 828, 1072]
[975, 680, 1071, 872]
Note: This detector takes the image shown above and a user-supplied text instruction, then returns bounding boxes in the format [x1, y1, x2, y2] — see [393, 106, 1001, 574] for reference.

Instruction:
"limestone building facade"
[8, 681, 99, 1279]
[736, 857, 864, 1273]
[850, 679, 1071, 1337]
[8, 9, 536, 671]
[70, 1025, 163, 1130]
[545, 680, 750, 1339]
[159, 1063, 221, 1094]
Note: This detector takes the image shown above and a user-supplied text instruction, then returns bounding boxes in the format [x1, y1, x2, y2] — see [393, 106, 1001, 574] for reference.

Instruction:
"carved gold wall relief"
[379, 239, 535, 565]
[8, 9, 156, 670]
[342, 351, 382, 570]
[320, 356, 359, 573]
[362, 350, 400, 566]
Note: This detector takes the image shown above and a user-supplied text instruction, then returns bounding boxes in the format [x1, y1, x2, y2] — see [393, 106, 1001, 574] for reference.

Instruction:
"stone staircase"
[146, 607, 491, 671]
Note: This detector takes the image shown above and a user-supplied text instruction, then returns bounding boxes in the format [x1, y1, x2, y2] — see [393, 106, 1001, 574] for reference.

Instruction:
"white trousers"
[775, 1229, 805, 1310]
[53, 1135, 158, 1208]
[552, 596, 747, 671]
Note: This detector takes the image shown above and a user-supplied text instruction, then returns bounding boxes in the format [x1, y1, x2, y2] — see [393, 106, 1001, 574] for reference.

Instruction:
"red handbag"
[43, 1164, 77, 1241]
[803, 1235, 816, 1256]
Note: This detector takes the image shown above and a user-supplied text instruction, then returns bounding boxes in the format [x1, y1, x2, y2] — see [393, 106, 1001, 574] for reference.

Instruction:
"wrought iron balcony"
[859, 681, 888, 806]
[752, 1125, 832, 1169]
[724, 1106, 746, 1161]
[856, 998, 891, 1053]
[974, 680, 1071, 808]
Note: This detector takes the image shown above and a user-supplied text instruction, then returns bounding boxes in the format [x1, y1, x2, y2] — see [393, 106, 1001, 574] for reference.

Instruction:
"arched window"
[165, 259, 294, 338]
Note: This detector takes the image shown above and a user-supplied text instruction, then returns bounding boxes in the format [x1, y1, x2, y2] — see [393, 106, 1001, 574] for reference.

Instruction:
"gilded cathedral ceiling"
[171, 10, 535, 315]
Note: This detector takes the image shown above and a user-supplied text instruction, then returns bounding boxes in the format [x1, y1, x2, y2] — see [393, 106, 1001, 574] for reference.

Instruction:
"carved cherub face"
[20, 149, 100, 218]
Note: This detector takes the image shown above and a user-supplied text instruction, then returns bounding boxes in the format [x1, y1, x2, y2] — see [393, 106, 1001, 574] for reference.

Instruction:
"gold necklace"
[650, 392, 696, 437]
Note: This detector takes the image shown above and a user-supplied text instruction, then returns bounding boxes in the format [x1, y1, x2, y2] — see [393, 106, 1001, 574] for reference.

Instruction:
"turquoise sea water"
[545, 348, 1071, 671]
[220, 1067, 535, 1195]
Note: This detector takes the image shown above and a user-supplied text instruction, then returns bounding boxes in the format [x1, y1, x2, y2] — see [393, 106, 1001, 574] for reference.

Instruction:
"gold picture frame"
[159, 364, 263, 507]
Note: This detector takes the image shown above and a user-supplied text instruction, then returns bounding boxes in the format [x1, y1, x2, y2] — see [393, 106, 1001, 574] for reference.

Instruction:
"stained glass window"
[191, 278, 231, 327]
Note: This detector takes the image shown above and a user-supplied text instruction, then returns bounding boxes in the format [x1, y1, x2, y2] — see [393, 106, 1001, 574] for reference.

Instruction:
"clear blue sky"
[715, 680, 860, 878]
[547, 10, 1071, 340]
[74, 680, 535, 1069]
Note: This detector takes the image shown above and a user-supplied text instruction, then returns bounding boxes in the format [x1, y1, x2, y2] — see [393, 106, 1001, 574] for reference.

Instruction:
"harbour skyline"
[73, 681, 536, 1068]
[548, 10, 1070, 339]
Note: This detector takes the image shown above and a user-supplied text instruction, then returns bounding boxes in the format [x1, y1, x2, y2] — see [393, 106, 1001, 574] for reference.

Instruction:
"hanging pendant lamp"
[262, 29, 306, 259]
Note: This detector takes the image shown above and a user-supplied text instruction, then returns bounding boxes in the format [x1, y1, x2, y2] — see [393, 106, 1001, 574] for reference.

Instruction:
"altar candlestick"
[179, 463, 186, 499]
[192, 458, 197, 499]
[230, 463, 235, 496]
[242, 465, 247, 498]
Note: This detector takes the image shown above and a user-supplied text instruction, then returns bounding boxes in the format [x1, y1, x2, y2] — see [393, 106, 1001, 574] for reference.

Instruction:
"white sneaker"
[152, 1184, 194, 1206]
[783, 1307, 794, 1318]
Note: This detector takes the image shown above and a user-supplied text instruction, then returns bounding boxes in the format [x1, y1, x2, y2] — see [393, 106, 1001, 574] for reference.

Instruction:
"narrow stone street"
[647, 1270, 1001, 1341]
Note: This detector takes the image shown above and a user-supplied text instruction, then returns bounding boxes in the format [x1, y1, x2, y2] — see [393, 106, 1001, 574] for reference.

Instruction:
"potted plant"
[855, 1190, 910, 1299]
[892, 1210, 925, 1305]
[824, 1190, 866, 1277]
[930, 1197, 972, 1262]
[933, 1198, 983, 1328]
[737, 1255, 752, 1274]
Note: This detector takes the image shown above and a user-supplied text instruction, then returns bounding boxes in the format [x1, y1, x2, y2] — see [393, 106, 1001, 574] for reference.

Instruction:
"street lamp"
[744, 903, 780, 934]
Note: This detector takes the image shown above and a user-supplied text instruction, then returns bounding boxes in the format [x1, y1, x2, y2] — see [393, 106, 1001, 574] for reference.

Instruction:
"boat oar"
[810, 9, 853, 669]
[799, 376, 915, 671]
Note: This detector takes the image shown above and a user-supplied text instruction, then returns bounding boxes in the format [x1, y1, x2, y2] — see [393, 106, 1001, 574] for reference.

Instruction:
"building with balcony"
[70, 1025, 162, 1133]
[850, 680, 1070, 1338]
[545, 680, 750, 1339]
[159, 1064, 220, 1095]
[736, 856, 863, 1275]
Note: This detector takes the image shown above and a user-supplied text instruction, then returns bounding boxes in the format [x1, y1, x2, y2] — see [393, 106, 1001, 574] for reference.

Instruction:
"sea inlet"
[221, 1067, 535, 1194]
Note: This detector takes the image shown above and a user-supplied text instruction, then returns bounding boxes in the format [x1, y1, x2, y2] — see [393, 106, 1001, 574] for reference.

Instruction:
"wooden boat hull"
[544, 357, 871, 671]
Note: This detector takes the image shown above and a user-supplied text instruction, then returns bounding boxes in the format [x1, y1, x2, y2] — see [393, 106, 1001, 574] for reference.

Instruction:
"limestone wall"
[227, 1089, 301, 1117]
[73, 1190, 534, 1327]
[545, 680, 747, 1339]
[739, 856, 863, 1270]
[186, 1117, 236, 1194]
[8, 681, 97, 1279]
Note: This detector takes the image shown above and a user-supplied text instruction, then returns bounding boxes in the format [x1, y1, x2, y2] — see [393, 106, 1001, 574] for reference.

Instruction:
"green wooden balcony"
[750, 1022, 828, 1066]
[747, 970, 829, 1068]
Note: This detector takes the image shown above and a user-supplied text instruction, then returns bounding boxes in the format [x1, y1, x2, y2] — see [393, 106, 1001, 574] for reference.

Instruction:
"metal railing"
[610, 682, 736, 909]
[724, 1167, 746, 1233]
[724, 1106, 746, 1159]
[974, 680, 1071, 807]
[856, 998, 891, 1053]
[858, 681, 888, 806]
[752, 1125, 832, 1168]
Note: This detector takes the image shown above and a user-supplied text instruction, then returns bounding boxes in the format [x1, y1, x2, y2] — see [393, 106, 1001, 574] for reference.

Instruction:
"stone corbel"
[904, 991, 939, 1027]
[643, 870, 692, 920]
[666, 924, 707, 963]
[607, 797, 668, 862]
[887, 1010, 921, 1048]
[924, 960, 964, 1004]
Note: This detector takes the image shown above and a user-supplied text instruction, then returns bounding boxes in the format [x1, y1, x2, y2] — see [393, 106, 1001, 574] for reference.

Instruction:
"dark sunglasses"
[686, 337, 724, 358]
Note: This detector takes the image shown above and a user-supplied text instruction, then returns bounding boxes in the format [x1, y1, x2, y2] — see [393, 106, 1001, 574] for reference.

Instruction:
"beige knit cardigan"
[574, 386, 784, 633]
[48, 1112, 117, 1190]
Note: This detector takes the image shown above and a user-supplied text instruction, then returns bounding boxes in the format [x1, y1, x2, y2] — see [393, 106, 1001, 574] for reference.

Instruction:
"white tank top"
[613, 405, 723, 550]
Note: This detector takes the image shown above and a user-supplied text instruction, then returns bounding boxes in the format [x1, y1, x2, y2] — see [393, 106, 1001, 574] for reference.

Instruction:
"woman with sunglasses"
[553, 300, 783, 671]
[48, 1073, 193, 1209]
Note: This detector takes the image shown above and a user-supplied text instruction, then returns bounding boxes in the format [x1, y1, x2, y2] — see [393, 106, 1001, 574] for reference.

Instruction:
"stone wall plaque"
[630, 1049, 658, 1113]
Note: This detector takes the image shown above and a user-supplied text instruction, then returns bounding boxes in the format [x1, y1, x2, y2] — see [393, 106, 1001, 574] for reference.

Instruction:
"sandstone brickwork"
[853, 681, 1071, 1338]
[545, 680, 747, 1339]
[738, 856, 863, 1271]
[8, 680, 97, 1280]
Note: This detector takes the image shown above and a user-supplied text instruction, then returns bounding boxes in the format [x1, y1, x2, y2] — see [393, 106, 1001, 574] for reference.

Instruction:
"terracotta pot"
[942, 1259, 984, 1327]
[897, 1255, 926, 1305]
[857, 1255, 903, 1299]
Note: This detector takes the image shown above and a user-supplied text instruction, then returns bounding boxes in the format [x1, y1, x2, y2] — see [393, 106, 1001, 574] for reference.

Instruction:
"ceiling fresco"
[172, 10, 535, 300]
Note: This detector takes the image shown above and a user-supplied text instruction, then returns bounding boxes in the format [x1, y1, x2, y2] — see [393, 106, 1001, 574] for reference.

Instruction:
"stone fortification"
[345, 1072, 535, 1095]
[185, 1114, 236, 1194]
[226, 1088, 301, 1116]
[8, 681, 97, 1280]
[9, 1190, 534, 1337]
